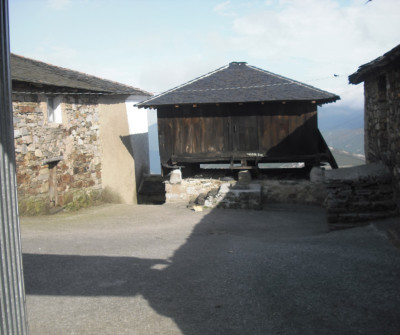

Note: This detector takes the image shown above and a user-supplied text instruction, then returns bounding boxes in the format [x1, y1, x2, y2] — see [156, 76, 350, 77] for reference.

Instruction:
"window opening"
[47, 96, 62, 123]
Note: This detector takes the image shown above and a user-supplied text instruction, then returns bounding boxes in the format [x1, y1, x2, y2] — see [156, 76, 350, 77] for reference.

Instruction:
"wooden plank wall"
[157, 102, 318, 165]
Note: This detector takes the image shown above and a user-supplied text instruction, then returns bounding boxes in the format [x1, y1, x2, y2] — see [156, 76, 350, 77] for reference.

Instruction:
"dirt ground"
[21, 203, 400, 335]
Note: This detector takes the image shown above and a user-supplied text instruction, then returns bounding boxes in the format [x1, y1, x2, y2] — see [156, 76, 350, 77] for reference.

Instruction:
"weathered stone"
[13, 95, 103, 212]
[37, 173, 49, 181]
[324, 162, 391, 183]
[310, 167, 325, 183]
[262, 179, 326, 205]
[170, 169, 182, 184]
[195, 193, 206, 206]
[238, 170, 252, 184]
[14, 129, 21, 138]
[213, 183, 262, 210]
[20, 127, 29, 136]
[361, 61, 400, 210]
[324, 163, 396, 229]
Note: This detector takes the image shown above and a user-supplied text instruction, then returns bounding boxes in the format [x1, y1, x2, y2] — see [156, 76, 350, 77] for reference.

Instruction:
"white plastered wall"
[125, 95, 150, 192]
[99, 95, 150, 204]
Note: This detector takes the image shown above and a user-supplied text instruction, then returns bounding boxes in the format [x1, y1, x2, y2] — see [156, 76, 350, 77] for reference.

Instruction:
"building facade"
[11, 54, 151, 214]
[138, 62, 339, 176]
[349, 44, 400, 210]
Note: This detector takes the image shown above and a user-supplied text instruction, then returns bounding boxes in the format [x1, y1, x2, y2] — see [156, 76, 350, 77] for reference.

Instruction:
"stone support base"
[207, 183, 262, 210]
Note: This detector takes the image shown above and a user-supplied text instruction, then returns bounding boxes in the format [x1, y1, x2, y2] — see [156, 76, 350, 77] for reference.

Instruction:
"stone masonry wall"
[165, 178, 224, 203]
[13, 93, 102, 213]
[364, 61, 400, 210]
[322, 163, 397, 229]
[165, 175, 326, 208]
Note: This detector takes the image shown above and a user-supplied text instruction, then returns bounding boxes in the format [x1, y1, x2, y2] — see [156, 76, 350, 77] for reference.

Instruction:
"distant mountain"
[318, 106, 364, 130]
[329, 147, 365, 168]
[319, 105, 365, 158]
[321, 128, 364, 155]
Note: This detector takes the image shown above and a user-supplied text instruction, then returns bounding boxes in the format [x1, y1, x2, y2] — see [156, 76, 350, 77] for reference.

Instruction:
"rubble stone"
[13, 95, 103, 214]
[324, 163, 397, 229]
[238, 170, 252, 184]
[363, 62, 400, 210]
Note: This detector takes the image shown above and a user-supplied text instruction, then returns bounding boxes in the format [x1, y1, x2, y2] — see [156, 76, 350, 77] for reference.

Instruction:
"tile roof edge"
[11, 53, 152, 96]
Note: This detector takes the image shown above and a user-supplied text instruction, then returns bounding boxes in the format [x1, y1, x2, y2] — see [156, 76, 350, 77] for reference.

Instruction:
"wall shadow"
[22, 204, 400, 335]
[120, 133, 149, 191]
[22, 205, 326, 334]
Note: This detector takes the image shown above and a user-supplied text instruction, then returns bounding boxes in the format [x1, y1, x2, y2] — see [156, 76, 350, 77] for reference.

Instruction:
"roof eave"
[11, 79, 147, 95]
[349, 43, 400, 85]
[137, 96, 340, 109]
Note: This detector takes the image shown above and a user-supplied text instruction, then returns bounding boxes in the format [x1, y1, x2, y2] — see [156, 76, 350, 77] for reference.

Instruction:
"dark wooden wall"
[157, 102, 319, 166]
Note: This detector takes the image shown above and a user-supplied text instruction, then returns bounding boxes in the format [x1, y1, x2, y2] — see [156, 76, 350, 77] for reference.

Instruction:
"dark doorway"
[48, 161, 58, 207]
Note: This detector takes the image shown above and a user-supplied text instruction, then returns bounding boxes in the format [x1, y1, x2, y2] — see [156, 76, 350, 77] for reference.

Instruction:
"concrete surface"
[20, 203, 400, 335]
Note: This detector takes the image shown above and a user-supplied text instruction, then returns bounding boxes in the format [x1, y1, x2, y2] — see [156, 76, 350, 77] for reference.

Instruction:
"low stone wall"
[165, 178, 224, 203]
[261, 179, 326, 205]
[165, 172, 326, 209]
[164, 164, 398, 229]
[193, 183, 262, 210]
[321, 163, 397, 229]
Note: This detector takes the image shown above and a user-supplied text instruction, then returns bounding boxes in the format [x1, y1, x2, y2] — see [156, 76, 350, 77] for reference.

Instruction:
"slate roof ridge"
[137, 63, 229, 105]
[11, 53, 152, 95]
[246, 64, 338, 97]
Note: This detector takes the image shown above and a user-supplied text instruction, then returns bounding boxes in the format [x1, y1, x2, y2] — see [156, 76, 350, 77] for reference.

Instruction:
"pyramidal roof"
[138, 62, 339, 107]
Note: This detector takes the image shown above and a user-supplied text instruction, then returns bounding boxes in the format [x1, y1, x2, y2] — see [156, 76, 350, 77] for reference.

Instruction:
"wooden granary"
[138, 62, 339, 176]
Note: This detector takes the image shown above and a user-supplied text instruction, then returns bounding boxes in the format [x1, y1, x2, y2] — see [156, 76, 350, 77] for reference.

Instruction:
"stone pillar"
[0, 0, 29, 333]
[169, 169, 182, 184]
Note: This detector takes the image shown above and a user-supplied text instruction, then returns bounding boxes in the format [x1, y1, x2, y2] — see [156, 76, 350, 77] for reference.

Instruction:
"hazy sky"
[9, 0, 400, 120]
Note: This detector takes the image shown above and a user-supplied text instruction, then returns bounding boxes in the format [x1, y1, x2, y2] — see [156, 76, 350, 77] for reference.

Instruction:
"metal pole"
[0, 0, 29, 333]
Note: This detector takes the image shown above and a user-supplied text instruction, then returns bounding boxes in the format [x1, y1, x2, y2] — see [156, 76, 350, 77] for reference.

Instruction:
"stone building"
[349, 44, 400, 211]
[11, 54, 151, 214]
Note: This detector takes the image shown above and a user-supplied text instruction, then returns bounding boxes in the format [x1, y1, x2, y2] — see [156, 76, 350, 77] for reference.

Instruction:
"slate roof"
[137, 62, 339, 107]
[11, 54, 151, 96]
[349, 44, 400, 84]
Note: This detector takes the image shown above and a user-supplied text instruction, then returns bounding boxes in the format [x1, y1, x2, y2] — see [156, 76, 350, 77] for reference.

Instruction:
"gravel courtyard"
[21, 203, 400, 335]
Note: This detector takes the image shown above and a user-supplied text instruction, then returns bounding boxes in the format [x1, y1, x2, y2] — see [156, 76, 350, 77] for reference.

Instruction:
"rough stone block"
[310, 167, 325, 183]
[218, 183, 262, 210]
[238, 170, 252, 184]
[170, 169, 182, 184]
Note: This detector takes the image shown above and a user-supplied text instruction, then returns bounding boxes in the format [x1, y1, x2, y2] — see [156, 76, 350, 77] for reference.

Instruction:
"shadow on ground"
[23, 205, 400, 335]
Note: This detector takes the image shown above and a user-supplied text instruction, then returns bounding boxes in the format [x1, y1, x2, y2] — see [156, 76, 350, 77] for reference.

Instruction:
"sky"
[9, 0, 400, 126]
